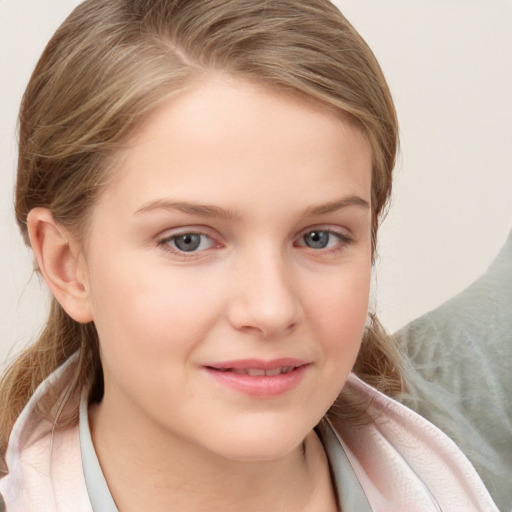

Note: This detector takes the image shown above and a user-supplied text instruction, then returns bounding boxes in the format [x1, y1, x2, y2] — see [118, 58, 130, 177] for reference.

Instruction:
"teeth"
[229, 367, 294, 376]
[247, 368, 266, 376]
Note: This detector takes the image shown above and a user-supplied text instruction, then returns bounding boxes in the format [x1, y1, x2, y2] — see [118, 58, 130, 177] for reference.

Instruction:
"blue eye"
[303, 230, 329, 249]
[300, 230, 347, 249]
[162, 233, 214, 253]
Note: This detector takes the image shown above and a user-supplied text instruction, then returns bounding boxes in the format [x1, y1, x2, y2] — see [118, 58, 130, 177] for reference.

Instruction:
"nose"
[226, 250, 303, 338]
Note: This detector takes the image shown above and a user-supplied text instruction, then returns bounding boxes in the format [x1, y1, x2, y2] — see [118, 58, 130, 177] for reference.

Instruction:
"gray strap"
[317, 420, 373, 512]
[79, 396, 119, 512]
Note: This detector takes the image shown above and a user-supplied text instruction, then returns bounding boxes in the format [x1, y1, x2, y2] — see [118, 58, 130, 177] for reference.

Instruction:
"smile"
[203, 359, 309, 398]
[217, 367, 295, 376]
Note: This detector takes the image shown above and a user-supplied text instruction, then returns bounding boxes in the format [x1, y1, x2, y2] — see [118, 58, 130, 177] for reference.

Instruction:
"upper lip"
[203, 358, 309, 371]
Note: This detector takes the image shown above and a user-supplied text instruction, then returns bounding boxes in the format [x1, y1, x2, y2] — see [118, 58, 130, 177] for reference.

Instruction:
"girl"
[0, 1, 498, 510]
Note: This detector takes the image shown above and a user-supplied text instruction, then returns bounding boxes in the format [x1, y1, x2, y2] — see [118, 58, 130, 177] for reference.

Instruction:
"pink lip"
[202, 358, 309, 398]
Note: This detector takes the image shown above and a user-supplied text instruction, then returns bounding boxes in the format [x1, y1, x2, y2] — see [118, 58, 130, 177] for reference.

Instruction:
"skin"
[29, 75, 373, 511]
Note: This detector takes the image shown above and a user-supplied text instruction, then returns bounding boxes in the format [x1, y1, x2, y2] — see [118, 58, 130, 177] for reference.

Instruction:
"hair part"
[1, 0, 402, 469]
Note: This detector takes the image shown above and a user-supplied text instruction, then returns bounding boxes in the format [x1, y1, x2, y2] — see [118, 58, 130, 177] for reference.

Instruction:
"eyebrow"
[134, 199, 242, 220]
[134, 195, 370, 219]
[302, 195, 370, 216]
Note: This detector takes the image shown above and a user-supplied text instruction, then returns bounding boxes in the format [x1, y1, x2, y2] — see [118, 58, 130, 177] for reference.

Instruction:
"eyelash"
[294, 229, 354, 254]
[156, 227, 353, 258]
[157, 230, 217, 257]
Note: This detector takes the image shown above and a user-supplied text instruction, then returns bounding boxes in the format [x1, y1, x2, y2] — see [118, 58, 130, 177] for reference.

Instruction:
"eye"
[160, 232, 215, 253]
[297, 229, 350, 250]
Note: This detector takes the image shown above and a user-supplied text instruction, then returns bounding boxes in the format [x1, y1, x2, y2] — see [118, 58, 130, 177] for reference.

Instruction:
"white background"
[1, 0, 511, 368]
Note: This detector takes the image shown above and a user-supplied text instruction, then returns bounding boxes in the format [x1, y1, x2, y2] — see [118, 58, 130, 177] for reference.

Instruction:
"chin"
[221, 443, 304, 463]
[208, 424, 310, 463]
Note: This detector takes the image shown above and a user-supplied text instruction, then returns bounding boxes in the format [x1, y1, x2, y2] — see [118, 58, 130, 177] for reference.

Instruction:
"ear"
[27, 208, 93, 323]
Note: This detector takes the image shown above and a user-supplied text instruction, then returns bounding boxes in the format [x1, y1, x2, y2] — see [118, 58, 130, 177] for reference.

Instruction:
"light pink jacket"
[0, 356, 499, 511]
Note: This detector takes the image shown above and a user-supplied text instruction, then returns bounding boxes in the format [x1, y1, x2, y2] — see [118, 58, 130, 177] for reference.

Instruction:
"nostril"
[226, 269, 302, 337]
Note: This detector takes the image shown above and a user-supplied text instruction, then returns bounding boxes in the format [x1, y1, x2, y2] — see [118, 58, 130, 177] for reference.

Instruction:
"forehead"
[96, 76, 372, 217]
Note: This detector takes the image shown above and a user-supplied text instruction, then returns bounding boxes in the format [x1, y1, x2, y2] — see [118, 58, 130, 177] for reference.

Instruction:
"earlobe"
[27, 208, 93, 323]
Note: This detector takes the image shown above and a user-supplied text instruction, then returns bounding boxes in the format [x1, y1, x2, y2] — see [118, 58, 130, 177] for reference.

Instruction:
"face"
[80, 76, 373, 462]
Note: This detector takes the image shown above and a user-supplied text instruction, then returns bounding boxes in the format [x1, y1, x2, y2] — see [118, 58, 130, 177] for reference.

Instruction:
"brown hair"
[0, 0, 404, 466]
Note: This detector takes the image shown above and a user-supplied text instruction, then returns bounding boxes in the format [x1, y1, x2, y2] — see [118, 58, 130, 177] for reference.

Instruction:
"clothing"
[0, 354, 498, 511]
[396, 230, 512, 511]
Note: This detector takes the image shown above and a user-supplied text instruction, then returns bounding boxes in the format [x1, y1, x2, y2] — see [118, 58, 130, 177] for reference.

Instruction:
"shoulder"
[397, 230, 512, 389]
[395, 231, 512, 509]
[0, 355, 92, 512]
[327, 374, 498, 511]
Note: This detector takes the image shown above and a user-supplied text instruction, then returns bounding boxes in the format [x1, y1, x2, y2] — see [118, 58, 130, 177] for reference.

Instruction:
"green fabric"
[396, 231, 512, 512]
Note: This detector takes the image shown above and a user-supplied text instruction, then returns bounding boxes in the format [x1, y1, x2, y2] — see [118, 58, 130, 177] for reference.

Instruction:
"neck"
[89, 396, 337, 512]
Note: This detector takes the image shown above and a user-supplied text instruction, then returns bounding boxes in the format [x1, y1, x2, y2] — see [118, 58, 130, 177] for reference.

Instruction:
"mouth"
[202, 359, 309, 397]
[211, 366, 297, 376]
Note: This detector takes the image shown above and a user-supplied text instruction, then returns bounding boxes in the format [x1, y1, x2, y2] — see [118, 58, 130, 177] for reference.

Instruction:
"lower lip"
[203, 365, 309, 398]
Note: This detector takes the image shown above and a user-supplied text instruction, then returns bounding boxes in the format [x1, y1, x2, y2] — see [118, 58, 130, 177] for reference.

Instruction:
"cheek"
[305, 261, 371, 363]
[312, 262, 370, 326]
[86, 255, 225, 361]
